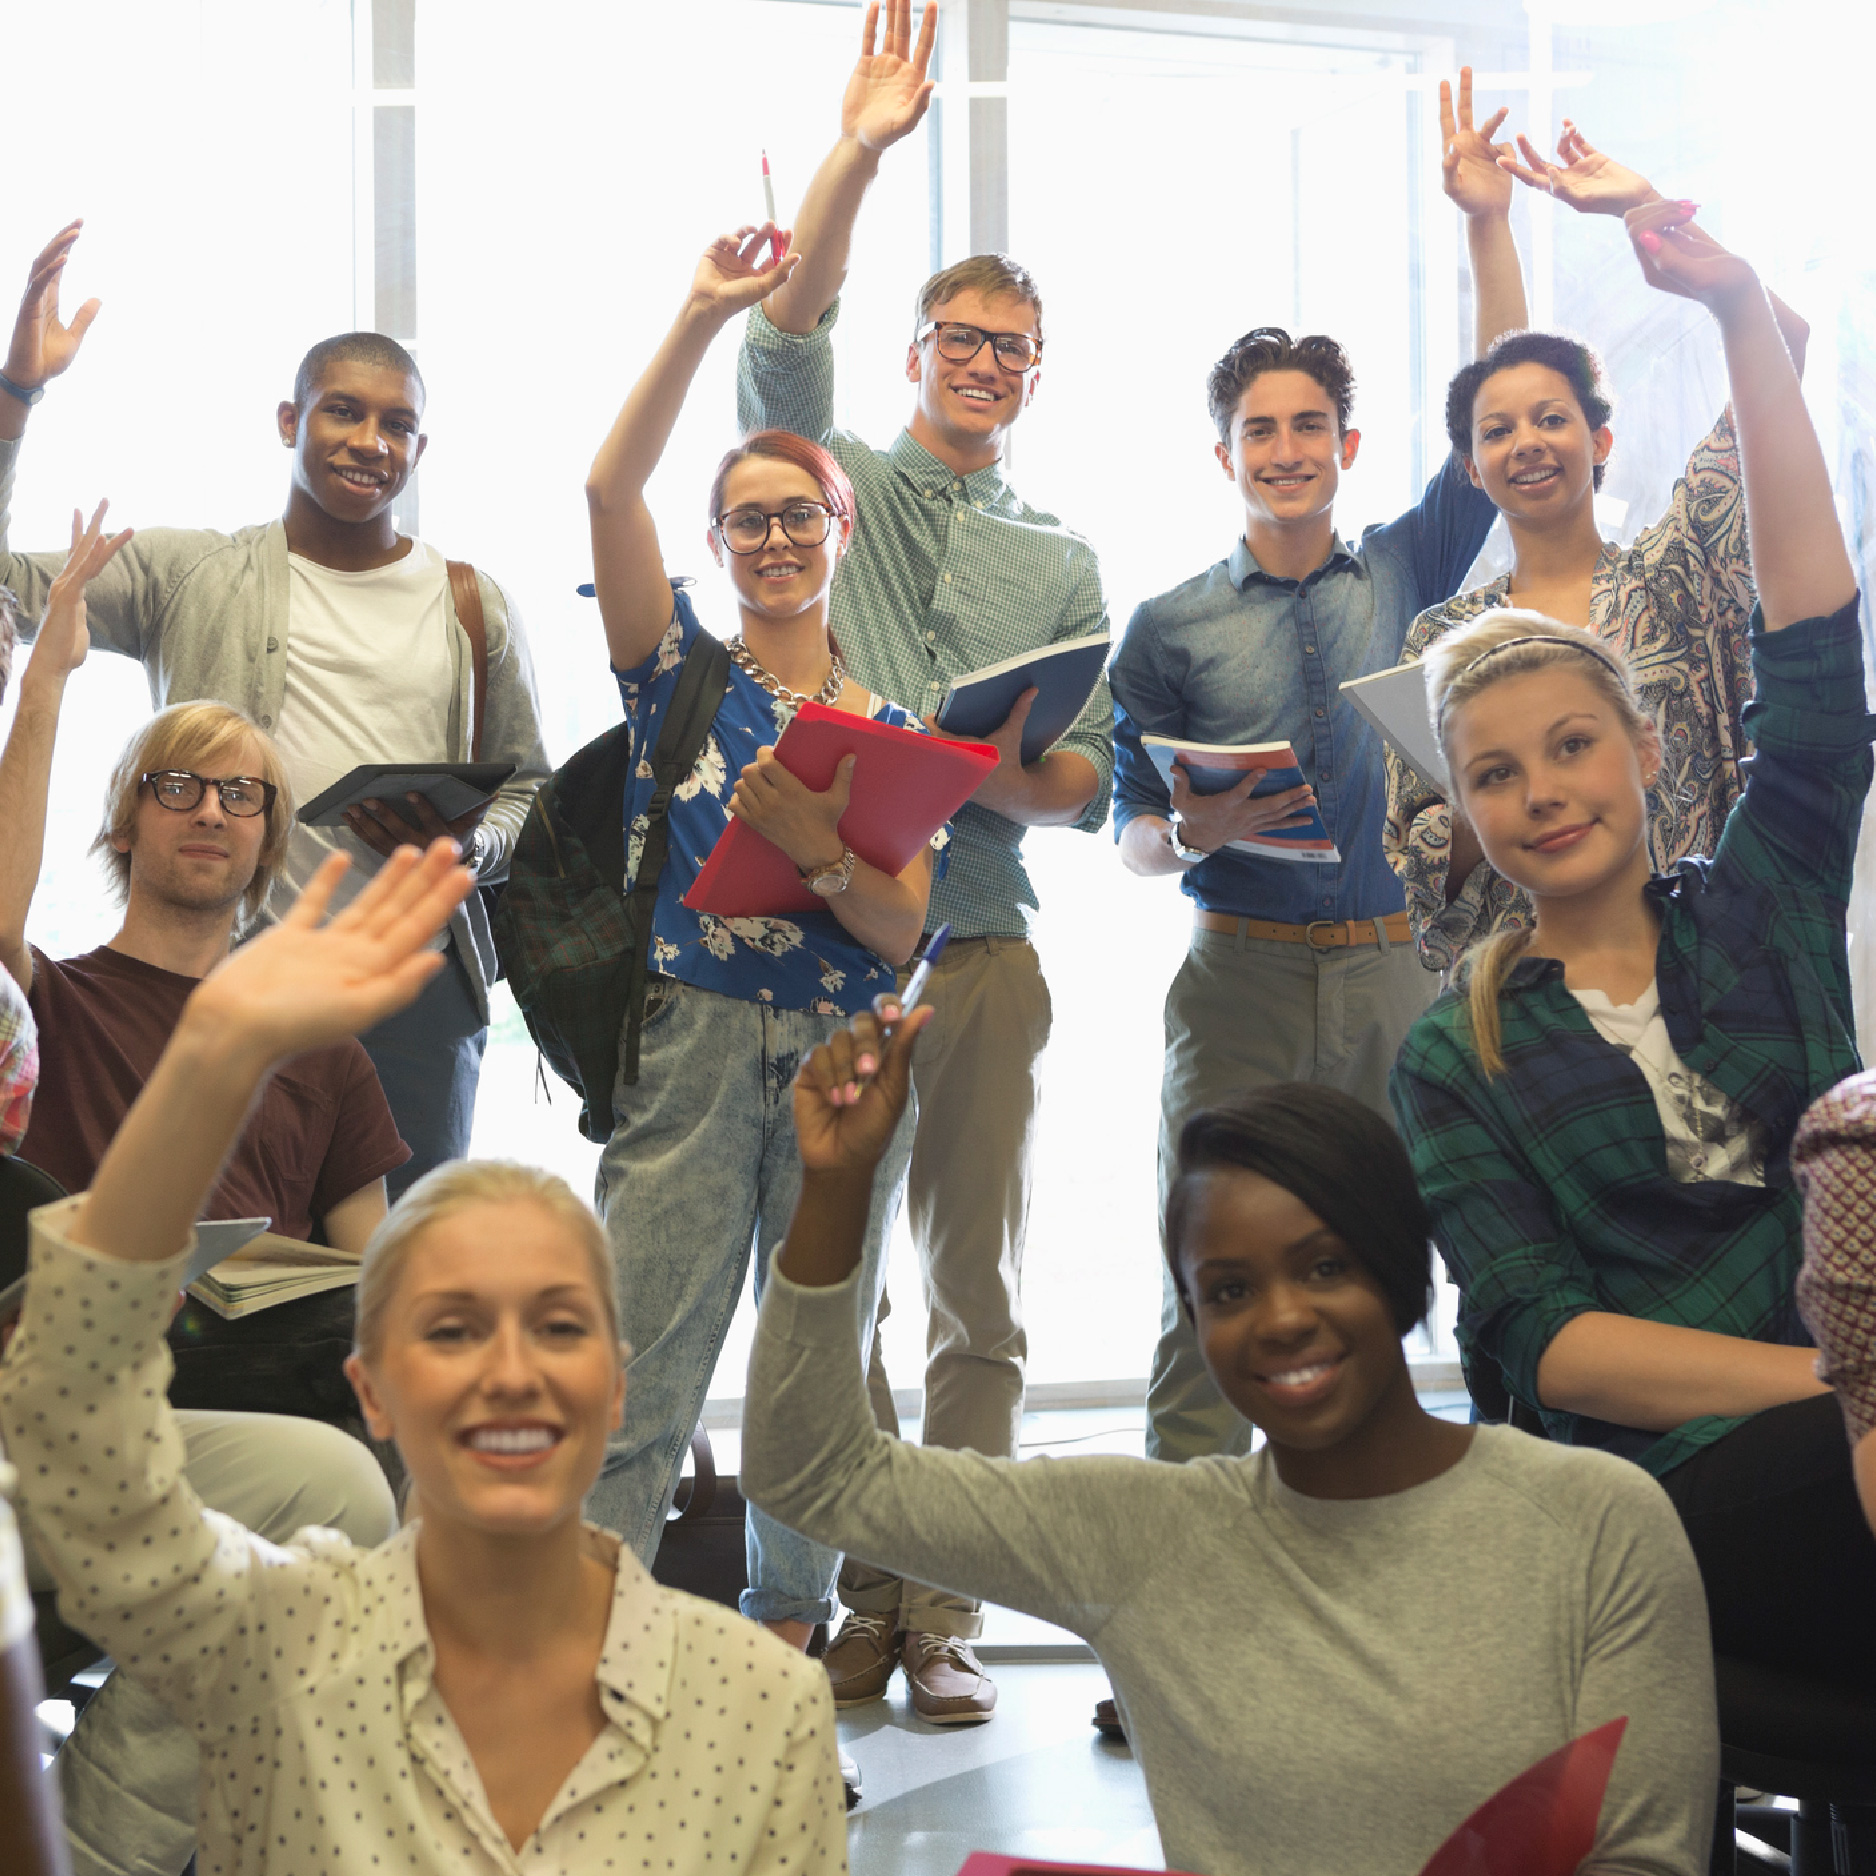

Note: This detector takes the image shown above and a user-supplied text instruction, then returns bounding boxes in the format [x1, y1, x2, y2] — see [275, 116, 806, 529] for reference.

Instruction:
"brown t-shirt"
[20, 944, 409, 1236]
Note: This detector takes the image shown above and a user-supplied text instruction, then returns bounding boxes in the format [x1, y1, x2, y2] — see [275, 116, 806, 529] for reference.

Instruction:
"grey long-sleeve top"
[0, 433, 549, 1020]
[745, 1265, 1718, 1876]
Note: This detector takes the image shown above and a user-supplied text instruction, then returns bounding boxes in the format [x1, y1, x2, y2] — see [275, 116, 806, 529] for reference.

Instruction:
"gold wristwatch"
[800, 847, 857, 897]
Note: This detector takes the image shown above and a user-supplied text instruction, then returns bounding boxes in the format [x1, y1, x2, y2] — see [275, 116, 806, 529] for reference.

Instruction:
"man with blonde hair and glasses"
[0, 510, 409, 1430]
[0, 509, 400, 1876]
[739, 0, 1113, 1727]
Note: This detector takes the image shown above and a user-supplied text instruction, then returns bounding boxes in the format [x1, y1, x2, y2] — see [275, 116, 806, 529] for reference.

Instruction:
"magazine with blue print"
[1140, 735, 1340, 863]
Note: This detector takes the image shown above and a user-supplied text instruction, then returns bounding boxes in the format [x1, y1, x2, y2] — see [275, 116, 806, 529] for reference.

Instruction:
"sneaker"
[822, 1610, 903, 1708]
[902, 1631, 997, 1725]
[839, 1747, 863, 1811]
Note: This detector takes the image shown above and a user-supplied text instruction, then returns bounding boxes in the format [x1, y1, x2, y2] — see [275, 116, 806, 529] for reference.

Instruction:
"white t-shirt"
[274, 542, 454, 921]
[1571, 981, 1764, 1185]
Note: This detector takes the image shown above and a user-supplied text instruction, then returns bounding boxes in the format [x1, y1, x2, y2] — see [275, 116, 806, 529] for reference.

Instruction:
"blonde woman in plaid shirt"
[1390, 200, 1873, 1689]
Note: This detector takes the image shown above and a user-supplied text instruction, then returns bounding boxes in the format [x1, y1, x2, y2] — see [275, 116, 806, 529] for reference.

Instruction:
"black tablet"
[296, 763, 515, 831]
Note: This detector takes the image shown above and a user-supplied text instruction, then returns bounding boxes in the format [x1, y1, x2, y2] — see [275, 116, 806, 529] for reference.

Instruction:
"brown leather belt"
[1195, 909, 1413, 949]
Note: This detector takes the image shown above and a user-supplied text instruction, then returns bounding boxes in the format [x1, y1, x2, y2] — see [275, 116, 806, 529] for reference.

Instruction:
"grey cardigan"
[0, 434, 550, 1022]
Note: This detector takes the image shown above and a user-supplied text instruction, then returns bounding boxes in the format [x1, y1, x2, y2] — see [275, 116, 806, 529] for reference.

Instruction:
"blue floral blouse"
[615, 590, 947, 1016]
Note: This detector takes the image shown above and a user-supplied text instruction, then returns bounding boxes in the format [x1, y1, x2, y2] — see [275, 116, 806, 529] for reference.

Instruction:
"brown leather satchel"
[445, 559, 489, 760]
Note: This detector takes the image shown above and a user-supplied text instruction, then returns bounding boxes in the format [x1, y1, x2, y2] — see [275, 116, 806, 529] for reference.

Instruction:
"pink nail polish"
[1640, 231, 1661, 254]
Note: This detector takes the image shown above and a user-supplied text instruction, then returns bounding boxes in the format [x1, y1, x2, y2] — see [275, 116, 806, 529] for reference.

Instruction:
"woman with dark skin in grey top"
[743, 999, 1718, 1876]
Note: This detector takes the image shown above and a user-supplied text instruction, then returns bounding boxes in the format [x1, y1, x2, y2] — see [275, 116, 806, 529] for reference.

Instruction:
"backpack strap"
[446, 560, 489, 761]
[620, 626, 731, 1084]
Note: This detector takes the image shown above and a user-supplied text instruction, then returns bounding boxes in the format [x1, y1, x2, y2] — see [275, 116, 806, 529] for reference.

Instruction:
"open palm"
[1439, 69, 1514, 220]
[7, 222, 101, 391]
[842, 0, 937, 153]
[189, 842, 473, 1069]
[37, 500, 133, 679]
[1502, 122, 1656, 218]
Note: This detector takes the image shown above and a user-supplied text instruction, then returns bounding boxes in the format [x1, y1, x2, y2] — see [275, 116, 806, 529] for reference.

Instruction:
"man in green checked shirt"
[737, 0, 1112, 1728]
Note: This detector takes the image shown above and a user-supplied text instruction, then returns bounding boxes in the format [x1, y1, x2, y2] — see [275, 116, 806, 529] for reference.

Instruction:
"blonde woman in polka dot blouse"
[0, 842, 845, 1875]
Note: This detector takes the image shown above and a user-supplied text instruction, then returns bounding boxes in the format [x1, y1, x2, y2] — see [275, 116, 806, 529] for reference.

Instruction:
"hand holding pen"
[791, 924, 948, 1172]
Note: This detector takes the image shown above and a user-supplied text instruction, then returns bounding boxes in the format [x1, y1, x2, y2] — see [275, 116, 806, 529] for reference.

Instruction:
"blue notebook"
[1141, 735, 1341, 863]
[936, 633, 1110, 766]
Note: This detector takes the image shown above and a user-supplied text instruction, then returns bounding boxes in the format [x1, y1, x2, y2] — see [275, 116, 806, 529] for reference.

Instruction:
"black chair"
[1713, 1658, 1876, 1874]
[0, 1155, 67, 1307]
[1469, 1351, 1876, 1873]
[0, 1157, 107, 1706]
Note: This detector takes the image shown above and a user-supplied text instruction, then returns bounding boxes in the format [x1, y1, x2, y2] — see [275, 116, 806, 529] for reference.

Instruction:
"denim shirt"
[1110, 453, 1495, 924]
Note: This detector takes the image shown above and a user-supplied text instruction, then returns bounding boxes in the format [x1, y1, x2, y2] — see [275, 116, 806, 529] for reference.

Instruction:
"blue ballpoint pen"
[899, 923, 951, 1014]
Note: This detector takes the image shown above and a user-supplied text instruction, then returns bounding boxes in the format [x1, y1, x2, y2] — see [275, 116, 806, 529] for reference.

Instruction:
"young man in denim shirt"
[1111, 74, 1529, 1466]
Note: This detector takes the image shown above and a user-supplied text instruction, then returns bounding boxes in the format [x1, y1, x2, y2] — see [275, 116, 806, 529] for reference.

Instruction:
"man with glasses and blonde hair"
[0, 510, 408, 1431]
[738, 0, 1113, 1726]
[0, 510, 401, 1876]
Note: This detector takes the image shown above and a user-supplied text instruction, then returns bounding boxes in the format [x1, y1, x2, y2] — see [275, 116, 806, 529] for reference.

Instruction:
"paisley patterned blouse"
[1383, 408, 1756, 975]
[615, 589, 947, 1016]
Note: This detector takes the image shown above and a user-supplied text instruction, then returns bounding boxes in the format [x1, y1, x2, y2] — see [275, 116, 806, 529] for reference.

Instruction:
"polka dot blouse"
[0, 1200, 848, 1874]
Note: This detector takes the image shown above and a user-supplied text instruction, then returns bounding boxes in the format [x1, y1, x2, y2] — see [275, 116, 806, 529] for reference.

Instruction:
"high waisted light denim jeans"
[586, 976, 913, 1626]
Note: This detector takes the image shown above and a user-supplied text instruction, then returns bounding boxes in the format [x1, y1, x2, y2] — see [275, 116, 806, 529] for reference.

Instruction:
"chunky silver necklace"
[727, 635, 846, 710]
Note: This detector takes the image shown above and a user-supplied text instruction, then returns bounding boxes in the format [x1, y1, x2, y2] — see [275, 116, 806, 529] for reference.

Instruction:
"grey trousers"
[1147, 923, 1436, 1464]
[841, 937, 1052, 1639]
[29, 1412, 396, 1876]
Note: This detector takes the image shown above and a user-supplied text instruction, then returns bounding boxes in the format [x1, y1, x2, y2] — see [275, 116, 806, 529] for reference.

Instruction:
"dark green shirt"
[1391, 596, 1871, 1476]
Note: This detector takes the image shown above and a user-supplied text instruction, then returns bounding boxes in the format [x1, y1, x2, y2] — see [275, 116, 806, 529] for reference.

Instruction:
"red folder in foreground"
[682, 701, 997, 918]
[1416, 1716, 1628, 1876]
[953, 1860, 1200, 1876]
[948, 1717, 1626, 1876]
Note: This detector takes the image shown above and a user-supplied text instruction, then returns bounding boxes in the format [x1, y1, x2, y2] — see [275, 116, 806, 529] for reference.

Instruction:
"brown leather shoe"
[822, 1610, 903, 1708]
[903, 1631, 997, 1725]
[1092, 1695, 1128, 1742]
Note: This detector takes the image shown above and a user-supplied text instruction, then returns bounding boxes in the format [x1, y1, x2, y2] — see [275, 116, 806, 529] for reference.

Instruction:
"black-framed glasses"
[915, 321, 1042, 372]
[141, 770, 277, 818]
[714, 500, 839, 556]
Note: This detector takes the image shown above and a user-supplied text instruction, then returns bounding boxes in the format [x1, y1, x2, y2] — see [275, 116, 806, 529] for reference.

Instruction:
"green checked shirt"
[1390, 595, 1871, 1478]
[738, 301, 1114, 940]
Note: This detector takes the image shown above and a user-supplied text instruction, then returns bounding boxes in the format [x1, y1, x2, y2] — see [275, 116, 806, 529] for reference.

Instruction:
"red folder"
[1416, 1717, 1629, 1876]
[682, 701, 997, 918]
[948, 1717, 1626, 1876]
[953, 1861, 1200, 1876]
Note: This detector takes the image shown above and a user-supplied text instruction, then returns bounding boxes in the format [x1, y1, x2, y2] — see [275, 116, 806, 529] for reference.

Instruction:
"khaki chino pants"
[1148, 923, 1436, 1464]
[841, 936, 1052, 1639]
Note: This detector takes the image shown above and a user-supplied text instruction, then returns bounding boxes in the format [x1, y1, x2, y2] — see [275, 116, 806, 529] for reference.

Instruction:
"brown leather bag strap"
[446, 559, 489, 761]
[669, 1424, 718, 1523]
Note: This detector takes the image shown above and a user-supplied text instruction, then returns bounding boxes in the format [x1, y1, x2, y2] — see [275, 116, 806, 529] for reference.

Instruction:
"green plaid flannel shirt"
[1391, 595, 1872, 1477]
[737, 302, 1113, 940]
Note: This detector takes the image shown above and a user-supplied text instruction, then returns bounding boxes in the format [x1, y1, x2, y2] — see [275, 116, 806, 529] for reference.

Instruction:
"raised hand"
[842, 0, 937, 154]
[1626, 198, 1759, 314]
[793, 1001, 930, 1178]
[1439, 69, 1515, 221]
[689, 224, 800, 320]
[184, 840, 473, 1072]
[1500, 120, 1658, 217]
[6, 222, 101, 395]
[32, 500, 133, 682]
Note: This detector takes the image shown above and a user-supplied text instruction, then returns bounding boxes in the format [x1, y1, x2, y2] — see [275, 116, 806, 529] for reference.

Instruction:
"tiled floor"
[843, 1661, 1164, 1875]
